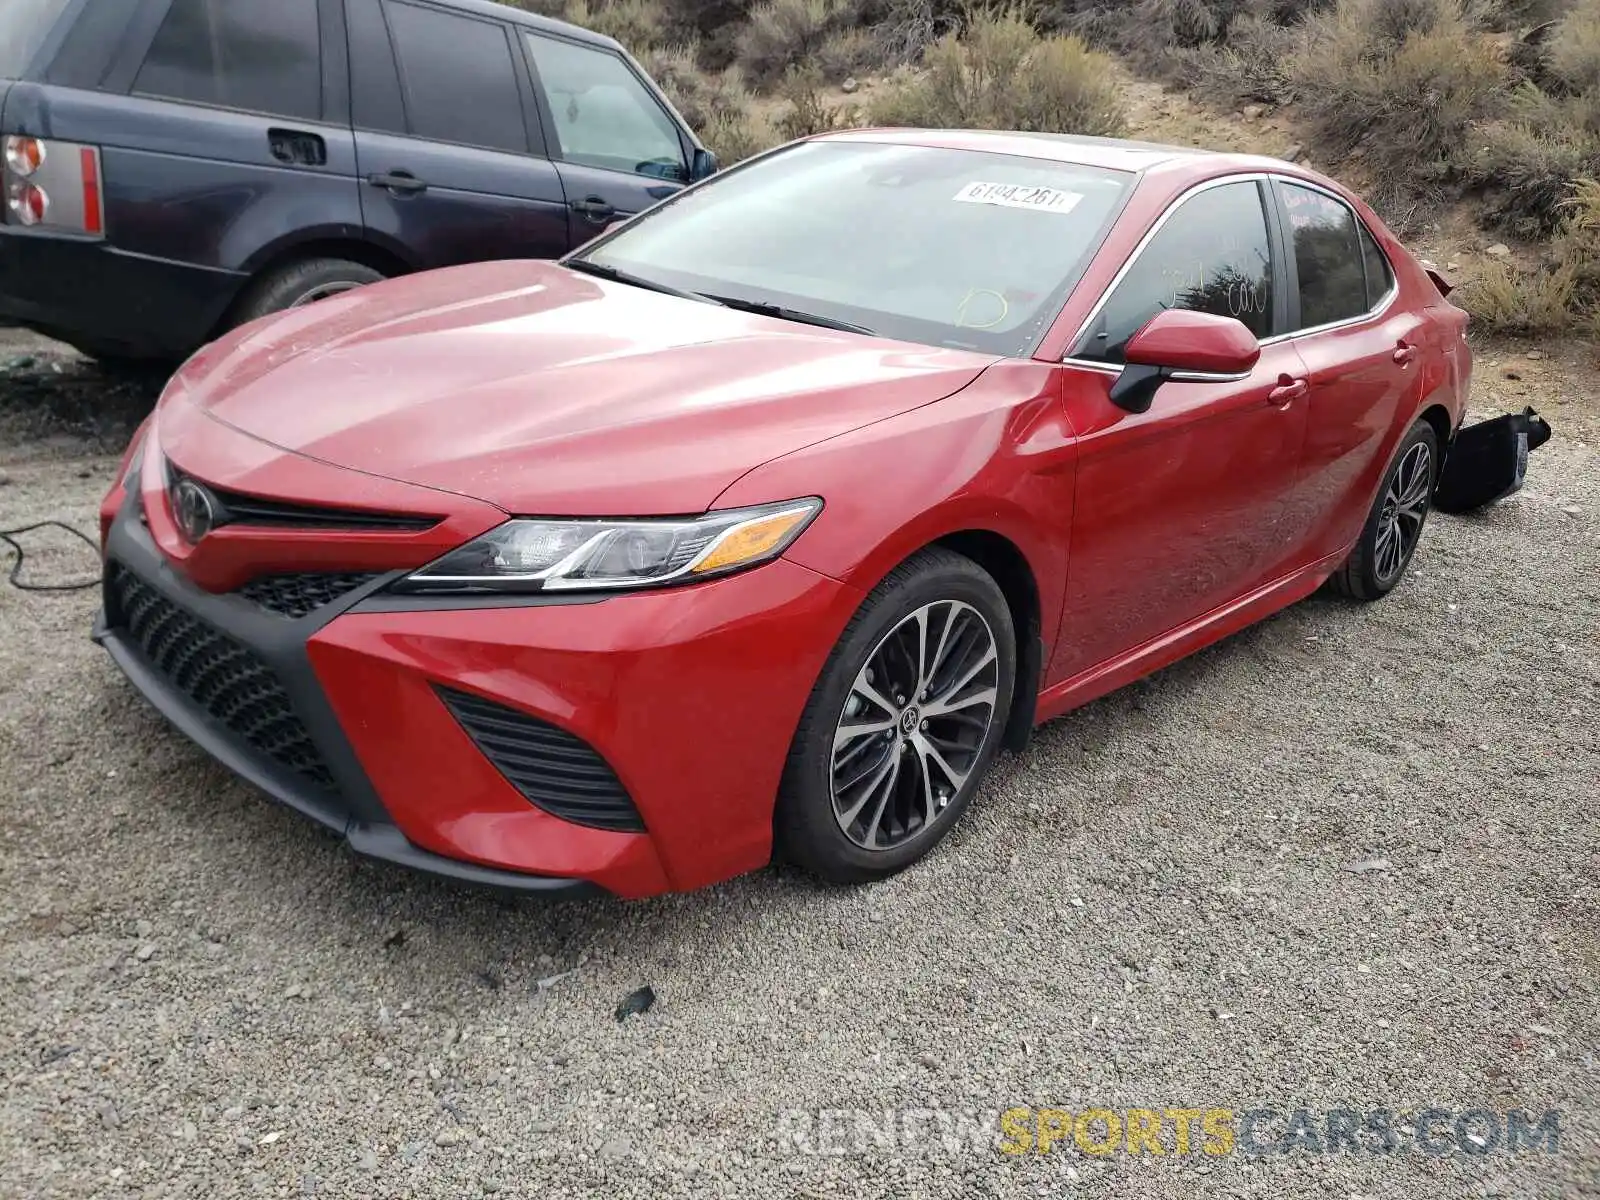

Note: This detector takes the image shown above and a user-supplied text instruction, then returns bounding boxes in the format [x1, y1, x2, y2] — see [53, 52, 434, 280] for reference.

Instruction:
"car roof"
[420, 0, 626, 51]
[816, 127, 1231, 173]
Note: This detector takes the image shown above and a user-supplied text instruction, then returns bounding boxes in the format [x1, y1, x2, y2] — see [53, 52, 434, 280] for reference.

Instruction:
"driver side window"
[1074, 180, 1276, 364]
[524, 35, 686, 182]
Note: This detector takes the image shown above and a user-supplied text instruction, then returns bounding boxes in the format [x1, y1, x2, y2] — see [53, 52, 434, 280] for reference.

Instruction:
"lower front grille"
[437, 687, 644, 833]
[108, 565, 337, 791]
[239, 572, 381, 619]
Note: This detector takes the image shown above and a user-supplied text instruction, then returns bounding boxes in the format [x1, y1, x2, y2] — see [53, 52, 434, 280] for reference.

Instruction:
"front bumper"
[95, 485, 860, 898]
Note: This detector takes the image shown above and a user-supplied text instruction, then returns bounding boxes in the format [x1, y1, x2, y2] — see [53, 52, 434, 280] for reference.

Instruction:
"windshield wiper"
[562, 259, 723, 306]
[700, 295, 875, 336]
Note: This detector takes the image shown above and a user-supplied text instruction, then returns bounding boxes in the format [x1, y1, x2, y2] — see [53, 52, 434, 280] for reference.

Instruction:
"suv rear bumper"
[0, 226, 241, 359]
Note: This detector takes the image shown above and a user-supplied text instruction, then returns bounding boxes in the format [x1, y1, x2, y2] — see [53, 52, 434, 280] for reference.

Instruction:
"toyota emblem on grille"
[172, 479, 217, 542]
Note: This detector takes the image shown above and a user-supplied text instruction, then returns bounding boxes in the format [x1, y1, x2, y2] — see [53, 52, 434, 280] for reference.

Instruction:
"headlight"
[393, 498, 822, 595]
[120, 427, 149, 488]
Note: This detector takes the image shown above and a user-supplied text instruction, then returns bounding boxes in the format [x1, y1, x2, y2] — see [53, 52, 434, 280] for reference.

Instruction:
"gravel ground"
[0, 337, 1596, 1199]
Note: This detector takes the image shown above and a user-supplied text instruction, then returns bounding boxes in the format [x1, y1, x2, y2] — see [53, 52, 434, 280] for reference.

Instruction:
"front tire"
[775, 547, 1015, 884]
[1329, 418, 1439, 601]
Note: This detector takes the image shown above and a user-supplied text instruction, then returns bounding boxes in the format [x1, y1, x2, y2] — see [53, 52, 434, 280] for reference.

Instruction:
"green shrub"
[652, 0, 758, 66]
[1349, 0, 1464, 44]
[560, 0, 670, 51]
[868, 11, 1127, 135]
[1546, 0, 1600, 95]
[736, 0, 839, 90]
[1459, 258, 1577, 332]
[871, 0, 954, 64]
[1293, 0, 1507, 207]
[1552, 175, 1600, 310]
[702, 106, 783, 163]
[1459, 177, 1600, 333]
[1468, 86, 1600, 236]
[1472, 0, 1566, 31]
[641, 43, 746, 127]
[638, 43, 780, 163]
[1190, 13, 1303, 105]
[774, 66, 854, 138]
[816, 27, 881, 80]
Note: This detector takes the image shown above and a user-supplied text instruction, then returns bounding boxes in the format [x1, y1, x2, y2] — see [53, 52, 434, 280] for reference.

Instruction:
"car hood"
[175, 260, 999, 515]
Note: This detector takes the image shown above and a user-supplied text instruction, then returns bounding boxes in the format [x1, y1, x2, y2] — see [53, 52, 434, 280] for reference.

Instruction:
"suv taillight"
[2, 135, 104, 236]
[4, 136, 45, 176]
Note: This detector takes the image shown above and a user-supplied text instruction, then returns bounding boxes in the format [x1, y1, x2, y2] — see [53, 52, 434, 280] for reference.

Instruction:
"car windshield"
[0, 0, 69, 78]
[576, 139, 1133, 356]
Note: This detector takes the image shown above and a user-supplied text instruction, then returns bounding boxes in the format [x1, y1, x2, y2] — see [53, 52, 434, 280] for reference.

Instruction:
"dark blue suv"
[0, 0, 715, 364]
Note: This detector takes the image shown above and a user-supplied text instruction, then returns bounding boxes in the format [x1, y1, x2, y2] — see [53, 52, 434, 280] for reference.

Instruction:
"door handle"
[1267, 375, 1309, 407]
[366, 171, 428, 195]
[570, 195, 616, 224]
[268, 128, 327, 167]
[1393, 341, 1416, 366]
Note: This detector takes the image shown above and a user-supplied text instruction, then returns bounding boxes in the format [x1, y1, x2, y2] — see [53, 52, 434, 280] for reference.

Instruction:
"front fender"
[712, 360, 1077, 656]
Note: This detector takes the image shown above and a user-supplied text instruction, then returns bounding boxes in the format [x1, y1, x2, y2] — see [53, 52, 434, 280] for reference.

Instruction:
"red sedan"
[96, 130, 1470, 899]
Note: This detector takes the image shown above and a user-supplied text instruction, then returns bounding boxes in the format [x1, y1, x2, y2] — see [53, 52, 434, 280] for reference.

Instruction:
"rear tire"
[1329, 418, 1439, 602]
[231, 257, 385, 326]
[775, 547, 1015, 884]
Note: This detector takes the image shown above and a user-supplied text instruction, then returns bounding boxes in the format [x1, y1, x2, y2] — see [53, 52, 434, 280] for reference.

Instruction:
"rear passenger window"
[382, 1, 529, 155]
[133, 0, 322, 121]
[1358, 221, 1395, 310]
[1073, 180, 1275, 365]
[1281, 182, 1369, 330]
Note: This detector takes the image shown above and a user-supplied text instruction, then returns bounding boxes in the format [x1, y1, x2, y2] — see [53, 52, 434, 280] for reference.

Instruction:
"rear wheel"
[231, 257, 385, 327]
[775, 548, 1015, 883]
[1329, 418, 1439, 601]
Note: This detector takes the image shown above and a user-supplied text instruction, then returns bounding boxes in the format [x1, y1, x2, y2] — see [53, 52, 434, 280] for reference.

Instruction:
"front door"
[346, 0, 570, 268]
[1052, 177, 1309, 684]
[520, 32, 691, 245]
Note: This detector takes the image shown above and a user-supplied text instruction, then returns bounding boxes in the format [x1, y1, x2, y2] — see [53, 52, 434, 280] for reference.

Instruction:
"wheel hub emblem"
[172, 478, 217, 542]
[899, 707, 920, 735]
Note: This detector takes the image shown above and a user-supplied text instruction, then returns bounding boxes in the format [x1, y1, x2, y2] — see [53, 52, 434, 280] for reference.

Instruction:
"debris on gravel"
[1, 343, 1596, 1198]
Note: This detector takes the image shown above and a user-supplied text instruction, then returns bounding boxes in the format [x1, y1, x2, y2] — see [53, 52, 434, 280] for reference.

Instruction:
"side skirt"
[1033, 547, 1351, 725]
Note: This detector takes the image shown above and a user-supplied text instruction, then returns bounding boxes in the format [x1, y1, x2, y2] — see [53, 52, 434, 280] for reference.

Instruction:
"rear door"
[1269, 179, 1426, 564]
[346, 0, 570, 268]
[520, 31, 691, 244]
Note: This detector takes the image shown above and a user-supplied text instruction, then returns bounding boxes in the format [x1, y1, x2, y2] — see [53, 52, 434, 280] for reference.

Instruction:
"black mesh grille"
[108, 565, 337, 791]
[239, 573, 381, 619]
[437, 687, 643, 833]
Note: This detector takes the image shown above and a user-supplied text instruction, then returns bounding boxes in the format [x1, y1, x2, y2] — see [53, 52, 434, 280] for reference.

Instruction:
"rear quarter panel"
[8, 84, 364, 273]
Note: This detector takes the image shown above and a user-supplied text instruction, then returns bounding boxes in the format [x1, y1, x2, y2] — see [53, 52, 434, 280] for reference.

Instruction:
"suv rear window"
[0, 0, 69, 78]
[133, 0, 323, 121]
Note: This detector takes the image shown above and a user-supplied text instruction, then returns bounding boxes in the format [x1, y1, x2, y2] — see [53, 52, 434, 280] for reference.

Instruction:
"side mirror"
[690, 147, 719, 182]
[1109, 309, 1261, 414]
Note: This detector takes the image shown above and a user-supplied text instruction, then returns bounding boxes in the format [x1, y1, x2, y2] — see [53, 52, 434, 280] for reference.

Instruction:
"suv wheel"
[233, 257, 385, 326]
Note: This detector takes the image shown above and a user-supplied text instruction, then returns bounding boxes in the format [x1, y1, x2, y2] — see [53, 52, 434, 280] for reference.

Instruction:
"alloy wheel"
[829, 601, 1000, 850]
[1375, 441, 1432, 584]
[290, 281, 364, 307]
